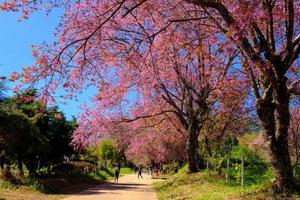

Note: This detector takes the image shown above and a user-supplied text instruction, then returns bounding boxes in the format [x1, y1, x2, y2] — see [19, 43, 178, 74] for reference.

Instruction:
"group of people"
[136, 165, 160, 179]
[113, 164, 162, 182]
[113, 164, 144, 182]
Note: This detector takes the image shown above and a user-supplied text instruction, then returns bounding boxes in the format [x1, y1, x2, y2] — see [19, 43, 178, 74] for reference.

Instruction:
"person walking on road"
[114, 165, 120, 182]
[137, 165, 143, 179]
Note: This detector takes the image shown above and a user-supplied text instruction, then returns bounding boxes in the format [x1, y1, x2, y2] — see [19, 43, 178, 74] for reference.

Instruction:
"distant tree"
[38, 107, 76, 169]
[87, 139, 119, 167]
[0, 109, 44, 178]
[0, 89, 76, 177]
[0, 80, 7, 101]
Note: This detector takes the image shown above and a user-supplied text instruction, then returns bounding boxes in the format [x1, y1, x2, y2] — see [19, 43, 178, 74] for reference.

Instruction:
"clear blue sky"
[0, 10, 95, 120]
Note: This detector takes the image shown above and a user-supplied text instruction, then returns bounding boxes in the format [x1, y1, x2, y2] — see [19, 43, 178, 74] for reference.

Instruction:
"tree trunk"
[25, 159, 37, 178]
[186, 120, 200, 173]
[0, 158, 4, 178]
[3, 161, 13, 180]
[17, 158, 24, 178]
[256, 76, 294, 193]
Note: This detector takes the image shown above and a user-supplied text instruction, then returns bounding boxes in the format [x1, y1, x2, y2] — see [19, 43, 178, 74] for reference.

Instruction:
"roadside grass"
[120, 167, 133, 175]
[154, 165, 300, 200]
[0, 178, 66, 200]
[0, 167, 116, 199]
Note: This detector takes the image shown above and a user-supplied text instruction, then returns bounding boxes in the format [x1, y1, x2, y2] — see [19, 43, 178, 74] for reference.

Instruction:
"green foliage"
[38, 107, 76, 166]
[0, 109, 46, 164]
[86, 139, 122, 167]
[162, 162, 180, 174]
[48, 161, 97, 177]
[230, 144, 266, 166]
[199, 135, 238, 171]
[223, 144, 269, 186]
[0, 89, 76, 178]
[231, 162, 242, 185]
[97, 140, 116, 161]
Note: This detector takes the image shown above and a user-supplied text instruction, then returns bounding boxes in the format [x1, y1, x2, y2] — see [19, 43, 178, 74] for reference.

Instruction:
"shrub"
[162, 162, 180, 174]
[227, 144, 269, 185]
[50, 161, 97, 177]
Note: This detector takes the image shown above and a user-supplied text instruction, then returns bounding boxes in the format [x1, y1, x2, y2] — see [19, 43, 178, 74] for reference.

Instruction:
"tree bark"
[3, 161, 13, 180]
[25, 159, 37, 178]
[186, 120, 200, 173]
[0, 158, 4, 178]
[17, 158, 24, 178]
[256, 77, 294, 193]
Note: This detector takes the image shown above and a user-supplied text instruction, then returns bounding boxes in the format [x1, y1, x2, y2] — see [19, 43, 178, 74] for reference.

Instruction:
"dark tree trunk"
[256, 76, 294, 193]
[3, 161, 13, 180]
[28, 166, 36, 178]
[0, 158, 4, 177]
[25, 159, 37, 178]
[186, 120, 200, 173]
[17, 158, 24, 178]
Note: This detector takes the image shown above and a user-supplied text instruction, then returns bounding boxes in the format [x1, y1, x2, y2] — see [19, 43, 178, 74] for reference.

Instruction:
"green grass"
[154, 165, 300, 200]
[120, 167, 133, 175]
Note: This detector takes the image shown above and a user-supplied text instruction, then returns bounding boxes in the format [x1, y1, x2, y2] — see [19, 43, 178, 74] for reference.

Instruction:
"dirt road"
[63, 174, 158, 200]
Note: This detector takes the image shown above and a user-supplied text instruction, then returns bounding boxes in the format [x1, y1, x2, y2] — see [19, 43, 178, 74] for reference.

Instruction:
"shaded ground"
[0, 191, 64, 200]
[63, 174, 157, 200]
[0, 176, 103, 200]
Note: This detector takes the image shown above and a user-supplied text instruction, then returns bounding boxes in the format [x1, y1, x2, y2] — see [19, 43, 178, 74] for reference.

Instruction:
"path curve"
[63, 174, 158, 200]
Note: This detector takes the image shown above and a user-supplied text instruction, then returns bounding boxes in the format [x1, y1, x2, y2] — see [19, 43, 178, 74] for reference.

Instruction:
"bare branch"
[115, 109, 175, 123]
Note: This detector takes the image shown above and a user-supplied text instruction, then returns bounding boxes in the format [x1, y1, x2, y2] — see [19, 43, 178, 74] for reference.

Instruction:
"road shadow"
[46, 178, 153, 195]
[76, 182, 153, 195]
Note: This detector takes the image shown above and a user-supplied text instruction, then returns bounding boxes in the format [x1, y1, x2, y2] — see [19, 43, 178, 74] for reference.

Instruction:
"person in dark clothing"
[137, 165, 143, 179]
[114, 165, 120, 182]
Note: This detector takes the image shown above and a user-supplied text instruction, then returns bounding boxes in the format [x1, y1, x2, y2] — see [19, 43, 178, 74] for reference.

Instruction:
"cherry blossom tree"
[185, 0, 300, 192]
[2, 0, 300, 192]
[72, 107, 187, 165]
[69, 34, 247, 172]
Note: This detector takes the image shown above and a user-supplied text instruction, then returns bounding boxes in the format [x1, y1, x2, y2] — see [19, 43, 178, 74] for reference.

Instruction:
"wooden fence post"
[206, 160, 209, 170]
[226, 154, 230, 184]
[241, 155, 244, 187]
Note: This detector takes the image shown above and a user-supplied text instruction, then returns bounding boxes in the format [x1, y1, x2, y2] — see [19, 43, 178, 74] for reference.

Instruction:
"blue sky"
[0, 10, 93, 119]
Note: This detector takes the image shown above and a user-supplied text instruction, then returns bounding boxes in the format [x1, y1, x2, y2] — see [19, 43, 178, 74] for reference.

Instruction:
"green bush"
[199, 135, 238, 171]
[48, 161, 97, 177]
[228, 164, 270, 186]
[100, 166, 114, 176]
[0, 180, 14, 189]
[230, 144, 267, 167]
[225, 144, 270, 185]
[162, 162, 180, 174]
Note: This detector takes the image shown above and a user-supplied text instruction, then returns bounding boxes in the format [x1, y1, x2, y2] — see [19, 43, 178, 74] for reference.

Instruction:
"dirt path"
[62, 174, 158, 200]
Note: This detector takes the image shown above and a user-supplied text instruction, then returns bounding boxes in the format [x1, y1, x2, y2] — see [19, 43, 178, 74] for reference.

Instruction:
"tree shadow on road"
[76, 182, 153, 195]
